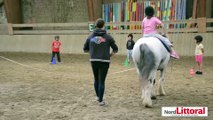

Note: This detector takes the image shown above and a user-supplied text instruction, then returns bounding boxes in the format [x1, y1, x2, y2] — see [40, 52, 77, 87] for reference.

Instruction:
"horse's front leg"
[158, 69, 166, 96]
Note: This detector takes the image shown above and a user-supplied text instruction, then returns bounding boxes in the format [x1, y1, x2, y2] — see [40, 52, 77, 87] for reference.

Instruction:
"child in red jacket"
[51, 36, 62, 63]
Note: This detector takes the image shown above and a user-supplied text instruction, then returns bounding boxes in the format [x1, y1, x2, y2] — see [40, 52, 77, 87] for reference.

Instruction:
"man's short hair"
[95, 18, 105, 28]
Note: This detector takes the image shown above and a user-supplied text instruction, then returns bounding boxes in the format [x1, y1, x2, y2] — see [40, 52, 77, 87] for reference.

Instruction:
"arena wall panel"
[22, 0, 89, 23]
[0, 33, 212, 56]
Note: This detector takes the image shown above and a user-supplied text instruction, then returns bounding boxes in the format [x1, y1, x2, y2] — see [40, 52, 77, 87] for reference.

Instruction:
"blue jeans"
[127, 50, 133, 60]
[143, 33, 172, 52]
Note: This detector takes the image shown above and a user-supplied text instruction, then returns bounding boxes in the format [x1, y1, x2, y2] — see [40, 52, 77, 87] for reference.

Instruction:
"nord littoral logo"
[162, 107, 208, 117]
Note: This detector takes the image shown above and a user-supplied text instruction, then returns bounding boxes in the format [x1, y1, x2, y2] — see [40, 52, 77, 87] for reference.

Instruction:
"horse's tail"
[136, 43, 149, 64]
[132, 43, 145, 76]
[138, 43, 146, 66]
[133, 43, 155, 80]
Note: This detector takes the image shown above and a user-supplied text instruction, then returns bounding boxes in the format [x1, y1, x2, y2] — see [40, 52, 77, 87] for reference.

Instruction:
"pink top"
[142, 17, 162, 34]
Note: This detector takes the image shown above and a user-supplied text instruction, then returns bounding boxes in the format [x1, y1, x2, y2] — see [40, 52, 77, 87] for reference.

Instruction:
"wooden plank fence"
[0, 18, 213, 35]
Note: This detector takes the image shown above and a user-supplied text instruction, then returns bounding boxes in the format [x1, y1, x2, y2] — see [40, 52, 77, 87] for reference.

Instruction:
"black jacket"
[126, 39, 135, 50]
[83, 29, 118, 62]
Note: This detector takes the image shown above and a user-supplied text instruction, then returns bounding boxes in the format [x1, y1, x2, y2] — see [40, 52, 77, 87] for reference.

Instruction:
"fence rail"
[0, 18, 212, 35]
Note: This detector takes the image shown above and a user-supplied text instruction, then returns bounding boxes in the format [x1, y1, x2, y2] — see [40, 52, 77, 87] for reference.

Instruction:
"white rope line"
[108, 68, 135, 75]
[0, 56, 51, 73]
[0, 55, 136, 76]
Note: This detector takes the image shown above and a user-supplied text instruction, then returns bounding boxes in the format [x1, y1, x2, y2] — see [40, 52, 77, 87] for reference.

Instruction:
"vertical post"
[206, 0, 212, 18]
[3, 0, 22, 23]
[196, 0, 206, 33]
[197, 0, 206, 18]
[87, 0, 95, 21]
[7, 23, 13, 35]
[93, 0, 102, 20]
[192, 0, 197, 19]
[197, 17, 206, 33]
[87, 0, 102, 22]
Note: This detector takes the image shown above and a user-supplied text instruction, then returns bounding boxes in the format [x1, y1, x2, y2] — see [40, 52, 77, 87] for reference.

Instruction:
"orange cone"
[190, 68, 195, 77]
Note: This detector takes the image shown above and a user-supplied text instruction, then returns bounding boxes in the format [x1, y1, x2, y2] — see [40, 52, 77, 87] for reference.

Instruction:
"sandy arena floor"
[0, 52, 212, 120]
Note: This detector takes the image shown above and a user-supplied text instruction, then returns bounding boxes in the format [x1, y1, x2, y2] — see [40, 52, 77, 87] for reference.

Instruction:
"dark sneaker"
[196, 71, 200, 74]
[196, 71, 203, 75]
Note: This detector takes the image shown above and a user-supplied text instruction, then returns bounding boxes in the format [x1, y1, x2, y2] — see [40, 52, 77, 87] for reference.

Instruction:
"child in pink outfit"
[194, 35, 204, 75]
[142, 6, 179, 59]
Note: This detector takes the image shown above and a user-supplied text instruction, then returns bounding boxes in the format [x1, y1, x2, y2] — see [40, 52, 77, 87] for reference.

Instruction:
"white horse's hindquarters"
[132, 37, 170, 107]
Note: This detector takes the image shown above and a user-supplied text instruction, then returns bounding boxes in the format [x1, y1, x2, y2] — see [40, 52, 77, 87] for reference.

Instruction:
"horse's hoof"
[143, 100, 152, 108]
[158, 90, 166, 96]
[141, 96, 144, 100]
[159, 93, 166, 96]
[151, 96, 157, 100]
[145, 104, 153, 108]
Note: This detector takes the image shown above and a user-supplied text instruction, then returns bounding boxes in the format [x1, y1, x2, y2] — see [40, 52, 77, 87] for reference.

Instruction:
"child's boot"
[170, 50, 180, 59]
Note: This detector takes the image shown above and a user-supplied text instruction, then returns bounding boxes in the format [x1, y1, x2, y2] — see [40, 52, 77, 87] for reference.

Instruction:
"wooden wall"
[3, 0, 22, 23]
[87, 0, 102, 21]
[206, 0, 213, 18]
[0, 33, 212, 56]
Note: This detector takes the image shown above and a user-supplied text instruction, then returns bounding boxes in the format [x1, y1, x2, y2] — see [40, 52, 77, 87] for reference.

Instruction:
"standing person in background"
[83, 18, 118, 106]
[194, 35, 204, 75]
[126, 33, 135, 64]
[51, 36, 62, 64]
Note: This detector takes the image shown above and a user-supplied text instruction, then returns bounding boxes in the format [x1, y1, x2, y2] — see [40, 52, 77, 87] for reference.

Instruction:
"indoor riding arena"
[0, 0, 213, 120]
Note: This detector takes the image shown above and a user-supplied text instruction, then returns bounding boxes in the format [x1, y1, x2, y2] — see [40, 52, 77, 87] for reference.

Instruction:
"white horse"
[132, 37, 170, 108]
